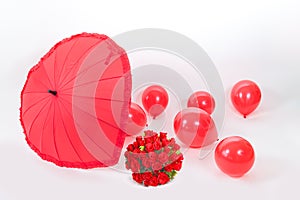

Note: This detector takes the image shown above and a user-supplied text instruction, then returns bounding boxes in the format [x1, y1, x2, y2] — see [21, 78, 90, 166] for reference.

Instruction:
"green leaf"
[172, 170, 177, 176]
[164, 170, 178, 179]
[165, 171, 172, 178]
[170, 170, 177, 179]
[176, 150, 181, 155]
[139, 146, 145, 151]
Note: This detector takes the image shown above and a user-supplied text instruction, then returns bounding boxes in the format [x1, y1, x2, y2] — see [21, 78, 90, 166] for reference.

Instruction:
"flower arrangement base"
[125, 130, 184, 187]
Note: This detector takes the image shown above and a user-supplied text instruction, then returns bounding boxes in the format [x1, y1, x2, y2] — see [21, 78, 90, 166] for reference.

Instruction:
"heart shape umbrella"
[20, 33, 132, 169]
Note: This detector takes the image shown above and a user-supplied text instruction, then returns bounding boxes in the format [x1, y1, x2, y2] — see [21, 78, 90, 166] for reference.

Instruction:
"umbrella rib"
[23, 92, 49, 95]
[75, 121, 113, 159]
[54, 50, 57, 89]
[22, 95, 50, 117]
[58, 98, 114, 159]
[40, 63, 55, 90]
[58, 55, 111, 91]
[29, 76, 51, 91]
[57, 99, 85, 163]
[57, 38, 79, 86]
[59, 75, 123, 92]
[52, 100, 61, 161]
[60, 93, 126, 103]
[58, 40, 103, 89]
[39, 100, 53, 153]
[59, 97, 121, 130]
[26, 98, 51, 138]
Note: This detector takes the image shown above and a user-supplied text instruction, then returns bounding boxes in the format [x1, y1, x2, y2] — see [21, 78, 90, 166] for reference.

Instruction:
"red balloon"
[173, 108, 218, 148]
[187, 91, 215, 114]
[215, 136, 255, 177]
[142, 85, 169, 119]
[125, 103, 147, 136]
[231, 80, 261, 118]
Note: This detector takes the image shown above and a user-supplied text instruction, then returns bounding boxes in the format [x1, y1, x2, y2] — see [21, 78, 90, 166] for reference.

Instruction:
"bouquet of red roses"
[125, 130, 184, 187]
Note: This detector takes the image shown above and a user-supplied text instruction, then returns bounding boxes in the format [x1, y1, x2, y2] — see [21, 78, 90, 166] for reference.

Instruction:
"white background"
[1, 0, 300, 199]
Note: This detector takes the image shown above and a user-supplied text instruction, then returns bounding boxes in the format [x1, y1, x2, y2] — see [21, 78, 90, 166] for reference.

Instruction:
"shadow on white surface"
[243, 156, 286, 184]
[225, 86, 285, 119]
[186, 148, 286, 184]
[0, 141, 126, 200]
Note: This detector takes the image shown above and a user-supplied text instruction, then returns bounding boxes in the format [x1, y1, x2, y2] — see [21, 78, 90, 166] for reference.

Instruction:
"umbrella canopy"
[20, 33, 132, 169]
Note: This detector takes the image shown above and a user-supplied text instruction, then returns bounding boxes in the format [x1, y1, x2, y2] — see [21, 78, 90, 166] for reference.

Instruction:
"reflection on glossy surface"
[142, 85, 169, 119]
[173, 108, 218, 148]
[125, 103, 147, 136]
[231, 80, 261, 118]
[187, 91, 215, 114]
[215, 136, 255, 177]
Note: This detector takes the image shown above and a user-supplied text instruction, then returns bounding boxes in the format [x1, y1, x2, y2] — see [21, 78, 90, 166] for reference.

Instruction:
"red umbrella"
[20, 33, 132, 169]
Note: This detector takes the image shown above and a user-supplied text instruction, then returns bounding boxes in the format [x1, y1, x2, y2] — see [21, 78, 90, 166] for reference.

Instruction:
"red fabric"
[20, 33, 132, 169]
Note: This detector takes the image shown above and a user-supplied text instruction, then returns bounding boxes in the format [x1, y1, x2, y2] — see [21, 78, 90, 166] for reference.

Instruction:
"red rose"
[163, 147, 170, 154]
[176, 153, 184, 161]
[144, 130, 155, 137]
[153, 170, 159, 175]
[172, 161, 182, 171]
[149, 176, 158, 186]
[164, 164, 173, 172]
[144, 180, 150, 186]
[126, 144, 135, 152]
[159, 132, 167, 140]
[136, 136, 145, 146]
[169, 152, 178, 163]
[132, 173, 143, 184]
[158, 152, 169, 164]
[150, 133, 158, 142]
[158, 172, 170, 185]
[153, 140, 161, 151]
[133, 148, 141, 154]
[172, 143, 181, 151]
[142, 157, 151, 169]
[139, 140, 145, 147]
[130, 158, 140, 173]
[148, 151, 157, 161]
[161, 138, 169, 147]
[144, 137, 153, 144]
[133, 141, 139, 148]
[132, 148, 141, 160]
[136, 136, 143, 143]
[169, 138, 175, 146]
[145, 143, 154, 152]
[142, 172, 152, 181]
[152, 162, 163, 171]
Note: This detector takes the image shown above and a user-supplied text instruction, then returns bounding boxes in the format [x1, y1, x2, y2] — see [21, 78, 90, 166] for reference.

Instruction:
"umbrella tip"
[48, 90, 57, 96]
